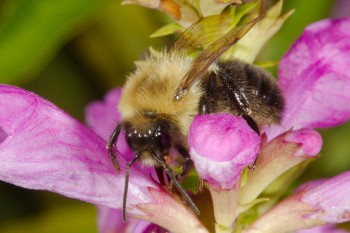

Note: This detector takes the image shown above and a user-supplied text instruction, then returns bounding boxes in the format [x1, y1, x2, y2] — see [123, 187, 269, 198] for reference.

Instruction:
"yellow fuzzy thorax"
[118, 50, 204, 135]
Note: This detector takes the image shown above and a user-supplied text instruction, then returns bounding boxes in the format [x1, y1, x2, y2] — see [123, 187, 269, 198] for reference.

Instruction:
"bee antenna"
[123, 153, 141, 222]
[152, 154, 200, 216]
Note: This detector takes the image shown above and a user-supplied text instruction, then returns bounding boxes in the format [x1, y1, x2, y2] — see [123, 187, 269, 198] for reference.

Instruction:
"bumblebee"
[107, 0, 284, 220]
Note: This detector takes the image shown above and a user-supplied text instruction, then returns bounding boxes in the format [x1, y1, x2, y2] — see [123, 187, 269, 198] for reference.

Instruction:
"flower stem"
[209, 181, 240, 233]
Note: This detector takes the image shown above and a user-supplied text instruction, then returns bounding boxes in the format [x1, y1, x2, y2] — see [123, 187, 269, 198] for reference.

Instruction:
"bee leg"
[242, 114, 260, 135]
[155, 166, 173, 193]
[152, 154, 200, 215]
[242, 114, 260, 171]
[106, 124, 122, 172]
[176, 145, 204, 193]
[220, 71, 251, 115]
[166, 145, 194, 193]
[176, 145, 194, 179]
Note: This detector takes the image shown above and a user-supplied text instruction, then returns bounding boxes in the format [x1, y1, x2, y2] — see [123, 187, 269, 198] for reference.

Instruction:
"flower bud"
[189, 113, 260, 190]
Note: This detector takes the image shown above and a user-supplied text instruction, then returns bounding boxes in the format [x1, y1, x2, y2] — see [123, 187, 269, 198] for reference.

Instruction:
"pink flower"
[187, 17, 350, 232]
[298, 224, 349, 233]
[244, 171, 350, 233]
[97, 206, 165, 233]
[0, 85, 158, 210]
[189, 114, 260, 190]
[264, 18, 350, 140]
[1, 17, 350, 232]
[0, 85, 207, 232]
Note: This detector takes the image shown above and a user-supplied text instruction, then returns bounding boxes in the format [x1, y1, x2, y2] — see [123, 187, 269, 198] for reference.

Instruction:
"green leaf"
[230, 1, 258, 28]
[150, 23, 184, 38]
[0, 0, 108, 84]
[224, 0, 294, 62]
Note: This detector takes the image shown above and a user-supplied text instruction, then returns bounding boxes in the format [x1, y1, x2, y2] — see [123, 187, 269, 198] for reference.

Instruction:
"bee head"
[124, 119, 172, 159]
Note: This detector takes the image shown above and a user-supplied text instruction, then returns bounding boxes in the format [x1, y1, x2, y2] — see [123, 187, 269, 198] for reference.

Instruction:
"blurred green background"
[0, 0, 349, 232]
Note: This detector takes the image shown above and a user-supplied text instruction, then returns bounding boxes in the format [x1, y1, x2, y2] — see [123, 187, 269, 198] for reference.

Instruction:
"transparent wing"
[174, 0, 268, 100]
[171, 15, 231, 54]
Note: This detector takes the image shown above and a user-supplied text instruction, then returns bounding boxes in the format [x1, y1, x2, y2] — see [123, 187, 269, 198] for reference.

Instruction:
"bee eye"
[160, 131, 171, 150]
[124, 125, 172, 154]
[125, 128, 142, 150]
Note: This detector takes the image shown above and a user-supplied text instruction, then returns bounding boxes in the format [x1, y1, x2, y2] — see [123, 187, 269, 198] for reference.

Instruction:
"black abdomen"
[200, 60, 284, 126]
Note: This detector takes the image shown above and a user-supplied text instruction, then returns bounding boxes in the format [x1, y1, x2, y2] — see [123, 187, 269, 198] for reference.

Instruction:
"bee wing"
[171, 15, 231, 54]
[174, 0, 267, 100]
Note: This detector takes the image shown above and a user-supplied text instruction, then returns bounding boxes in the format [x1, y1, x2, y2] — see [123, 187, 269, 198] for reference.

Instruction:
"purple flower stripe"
[0, 84, 158, 213]
[301, 170, 350, 223]
[265, 18, 350, 139]
[97, 206, 164, 233]
[245, 171, 350, 232]
[297, 224, 349, 233]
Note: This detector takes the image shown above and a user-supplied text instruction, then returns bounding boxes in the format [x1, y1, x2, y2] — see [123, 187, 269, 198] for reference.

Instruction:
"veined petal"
[297, 224, 349, 233]
[189, 113, 260, 190]
[243, 171, 350, 233]
[0, 84, 158, 213]
[135, 187, 209, 233]
[97, 206, 166, 233]
[242, 192, 322, 233]
[265, 18, 350, 139]
[85, 88, 121, 141]
[301, 171, 350, 223]
[97, 206, 127, 233]
[239, 129, 321, 206]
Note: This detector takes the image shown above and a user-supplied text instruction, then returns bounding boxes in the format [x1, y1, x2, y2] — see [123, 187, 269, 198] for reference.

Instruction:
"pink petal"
[0, 84, 158, 213]
[85, 88, 121, 141]
[239, 129, 321, 205]
[97, 206, 165, 233]
[97, 206, 125, 233]
[284, 128, 323, 157]
[85, 88, 132, 159]
[297, 224, 349, 233]
[244, 171, 350, 233]
[134, 222, 168, 233]
[189, 113, 260, 190]
[301, 171, 350, 223]
[135, 187, 209, 233]
[265, 18, 350, 139]
[243, 191, 322, 233]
